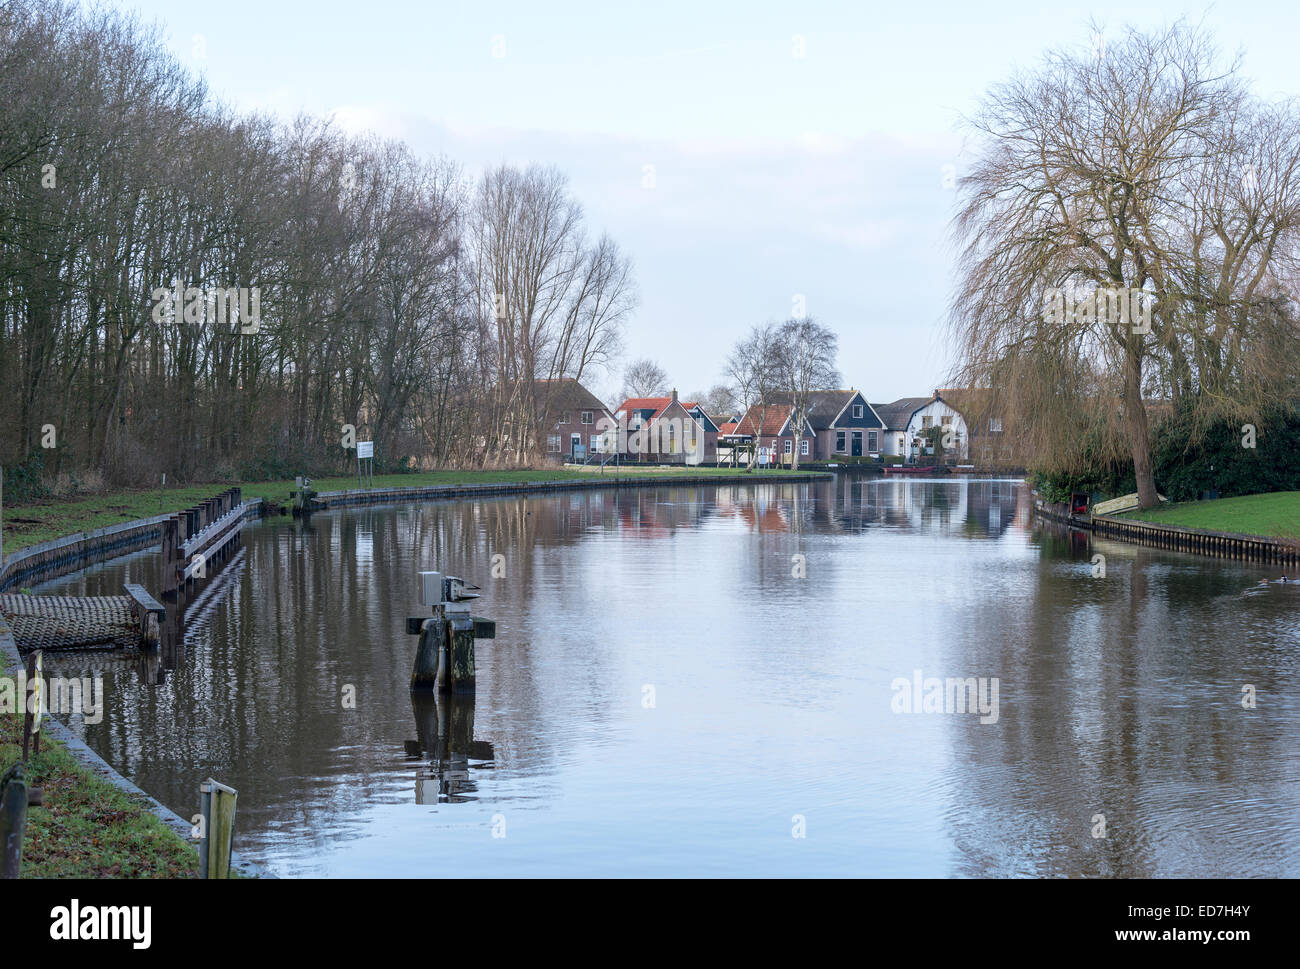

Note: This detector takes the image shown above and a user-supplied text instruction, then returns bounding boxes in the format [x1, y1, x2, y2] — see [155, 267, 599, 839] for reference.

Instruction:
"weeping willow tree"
[948, 21, 1300, 507]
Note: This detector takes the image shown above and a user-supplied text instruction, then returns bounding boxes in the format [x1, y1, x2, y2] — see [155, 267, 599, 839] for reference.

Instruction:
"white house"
[871, 392, 971, 462]
[904, 393, 970, 461]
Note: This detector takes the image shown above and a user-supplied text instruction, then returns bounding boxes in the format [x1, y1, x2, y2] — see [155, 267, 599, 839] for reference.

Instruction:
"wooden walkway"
[0, 593, 139, 652]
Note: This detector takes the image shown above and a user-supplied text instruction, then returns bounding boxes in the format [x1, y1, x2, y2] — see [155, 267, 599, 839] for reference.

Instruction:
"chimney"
[671, 388, 678, 402]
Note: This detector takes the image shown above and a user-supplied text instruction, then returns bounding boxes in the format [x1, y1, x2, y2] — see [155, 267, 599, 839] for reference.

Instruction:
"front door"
[851, 431, 862, 456]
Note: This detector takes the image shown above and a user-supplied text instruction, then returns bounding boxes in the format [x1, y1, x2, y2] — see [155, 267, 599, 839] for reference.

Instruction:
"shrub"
[2, 452, 52, 503]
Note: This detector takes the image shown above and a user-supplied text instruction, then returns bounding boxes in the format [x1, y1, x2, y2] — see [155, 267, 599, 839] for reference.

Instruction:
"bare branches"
[948, 19, 1299, 506]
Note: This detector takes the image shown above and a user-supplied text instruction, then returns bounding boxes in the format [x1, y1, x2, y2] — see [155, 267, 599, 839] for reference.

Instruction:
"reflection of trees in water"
[941, 524, 1298, 876]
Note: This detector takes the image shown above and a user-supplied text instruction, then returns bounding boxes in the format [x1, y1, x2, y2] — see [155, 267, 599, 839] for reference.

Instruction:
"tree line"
[0, 0, 635, 496]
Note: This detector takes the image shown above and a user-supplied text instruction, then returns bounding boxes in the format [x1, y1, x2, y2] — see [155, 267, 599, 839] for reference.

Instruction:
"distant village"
[538, 380, 1022, 470]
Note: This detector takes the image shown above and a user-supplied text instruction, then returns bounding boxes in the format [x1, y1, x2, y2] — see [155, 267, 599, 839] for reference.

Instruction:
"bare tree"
[948, 20, 1300, 507]
[726, 324, 783, 469]
[695, 383, 738, 418]
[620, 357, 670, 399]
[777, 317, 839, 469]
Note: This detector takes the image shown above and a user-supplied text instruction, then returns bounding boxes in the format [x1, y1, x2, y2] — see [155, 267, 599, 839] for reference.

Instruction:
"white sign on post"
[357, 441, 374, 459]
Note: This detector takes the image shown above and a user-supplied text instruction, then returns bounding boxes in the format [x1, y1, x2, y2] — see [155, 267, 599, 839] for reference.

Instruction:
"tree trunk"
[1124, 347, 1158, 509]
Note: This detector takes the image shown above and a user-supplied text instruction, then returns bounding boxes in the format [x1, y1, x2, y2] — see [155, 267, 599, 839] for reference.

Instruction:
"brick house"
[536, 378, 616, 463]
[614, 390, 718, 464]
[769, 389, 887, 460]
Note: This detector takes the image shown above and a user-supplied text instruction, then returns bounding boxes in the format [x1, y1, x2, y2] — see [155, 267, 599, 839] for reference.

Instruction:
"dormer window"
[852, 404, 864, 419]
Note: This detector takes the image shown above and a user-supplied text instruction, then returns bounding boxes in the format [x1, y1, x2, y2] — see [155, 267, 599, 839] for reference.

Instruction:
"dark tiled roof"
[871, 397, 932, 430]
[767, 390, 861, 430]
[535, 378, 611, 416]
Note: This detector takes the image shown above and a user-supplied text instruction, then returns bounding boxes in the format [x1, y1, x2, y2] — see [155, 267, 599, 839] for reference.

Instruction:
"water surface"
[40, 477, 1300, 876]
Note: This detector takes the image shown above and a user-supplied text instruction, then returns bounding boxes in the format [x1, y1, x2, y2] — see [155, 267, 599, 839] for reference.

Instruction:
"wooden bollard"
[446, 617, 476, 693]
[1, 766, 29, 879]
[161, 517, 179, 597]
[21, 650, 41, 760]
[199, 778, 238, 879]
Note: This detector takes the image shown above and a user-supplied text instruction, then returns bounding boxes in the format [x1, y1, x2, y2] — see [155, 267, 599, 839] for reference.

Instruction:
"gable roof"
[617, 396, 673, 419]
[735, 404, 798, 437]
[617, 395, 716, 427]
[870, 397, 932, 430]
[534, 378, 612, 417]
[766, 389, 885, 429]
[684, 403, 719, 432]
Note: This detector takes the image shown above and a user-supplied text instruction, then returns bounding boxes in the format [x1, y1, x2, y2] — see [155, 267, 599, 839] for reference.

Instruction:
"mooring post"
[199, 778, 238, 879]
[161, 516, 180, 598]
[21, 650, 42, 760]
[1, 764, 31, 879]
[447, 616, 476, 693]
[409, 571, 493, 694]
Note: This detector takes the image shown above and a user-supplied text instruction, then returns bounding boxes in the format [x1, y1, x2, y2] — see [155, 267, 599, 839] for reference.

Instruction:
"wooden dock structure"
[160, 487, 245, 598]
[1034, 497, 1300, 564]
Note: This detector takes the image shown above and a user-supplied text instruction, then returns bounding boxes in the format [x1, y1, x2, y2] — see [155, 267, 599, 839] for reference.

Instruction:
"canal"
[37, 476, 1300, 876]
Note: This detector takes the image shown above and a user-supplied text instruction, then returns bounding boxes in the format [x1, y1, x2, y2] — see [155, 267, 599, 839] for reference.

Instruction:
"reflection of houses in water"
[820, 476, 1028, 538]
[407, 693, 494, 804]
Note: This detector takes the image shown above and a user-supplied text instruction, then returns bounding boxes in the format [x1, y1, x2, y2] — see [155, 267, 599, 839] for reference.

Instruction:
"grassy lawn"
[1121, 491, 1300, 540]
[0, 656, 199, 878]
[1, 467, 824, 554]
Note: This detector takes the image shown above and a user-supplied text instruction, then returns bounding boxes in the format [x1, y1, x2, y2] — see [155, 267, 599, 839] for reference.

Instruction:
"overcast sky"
[110, 0, 1300, 405]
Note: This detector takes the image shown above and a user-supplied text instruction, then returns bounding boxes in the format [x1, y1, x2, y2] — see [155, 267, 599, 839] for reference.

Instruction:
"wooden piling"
[0, 766, 28, 879]
[199, 778, 238, 879]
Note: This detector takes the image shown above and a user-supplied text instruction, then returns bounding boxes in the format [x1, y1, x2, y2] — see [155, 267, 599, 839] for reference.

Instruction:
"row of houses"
[539, 379, 1016, 467]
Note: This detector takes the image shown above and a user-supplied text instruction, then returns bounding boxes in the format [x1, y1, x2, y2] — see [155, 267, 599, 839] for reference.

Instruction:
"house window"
[547, 435, 562, 453]
[784, 440, 793, 454]
[942, 414, 954, 427]
[836, 431, 846, 452]
[590, 434, 603, 452]
[800, 439, 809, 455]
[989, 418, 1003, 433]
[852, 404, 864, 419]
[558, 412, 571, 426]
[868, 430, 878, 451]
[922, 415, 933, 429]
[581, 410, 594, 425]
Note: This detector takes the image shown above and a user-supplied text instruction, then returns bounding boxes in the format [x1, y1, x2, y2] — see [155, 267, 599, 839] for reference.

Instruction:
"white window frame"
[581, 410, 594, 425]
[852, 404, 864, 419]
[989, 418, 1003, 433]
[784, 440, 793, 454]
[800, 439, 809, 455]
[547, 435, 562, 453]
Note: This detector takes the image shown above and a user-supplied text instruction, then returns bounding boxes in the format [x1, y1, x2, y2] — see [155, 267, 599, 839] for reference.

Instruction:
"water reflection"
[34, 477, 1300, 876]
[407, 694, 494, 805]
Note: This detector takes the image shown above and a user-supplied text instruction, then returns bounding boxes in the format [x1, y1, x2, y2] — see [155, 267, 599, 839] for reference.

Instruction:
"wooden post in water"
[199, 778, 238, 879]
[446, 617, 476, 693]
[161, 516, 180, 598]
[21, 650, 42, 760]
